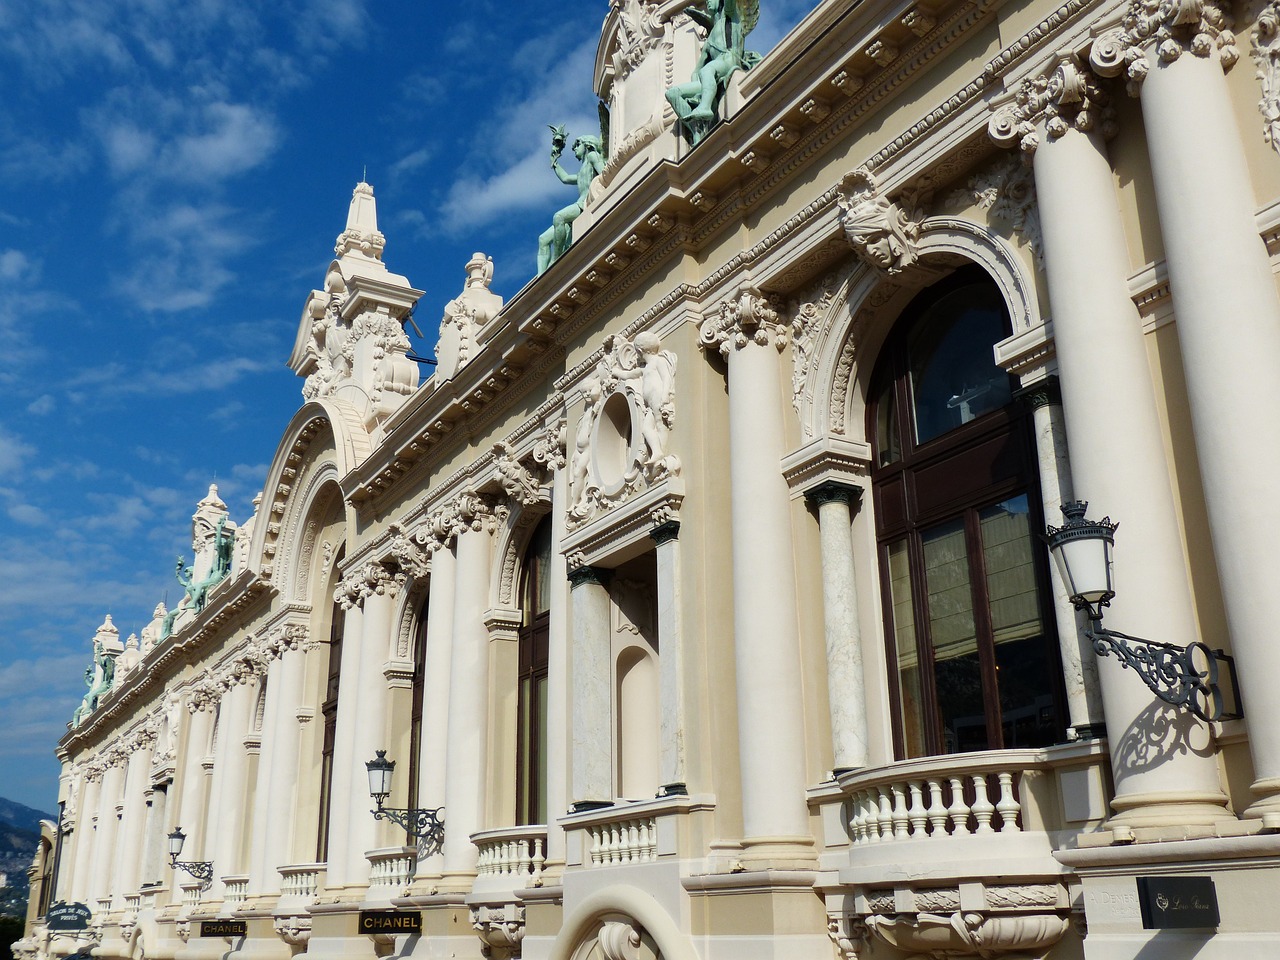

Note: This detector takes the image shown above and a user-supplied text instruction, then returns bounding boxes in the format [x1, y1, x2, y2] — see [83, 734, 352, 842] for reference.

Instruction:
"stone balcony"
[366, 845, 416, 902]
[814, 740, 1111, 960]
[562, 794, 718, 872]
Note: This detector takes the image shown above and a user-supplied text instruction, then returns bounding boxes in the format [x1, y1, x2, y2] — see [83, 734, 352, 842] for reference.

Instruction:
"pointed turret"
[334, 181, 387, 262]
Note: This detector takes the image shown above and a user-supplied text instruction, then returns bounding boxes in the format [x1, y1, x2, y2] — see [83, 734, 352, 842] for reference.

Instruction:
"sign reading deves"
[360, 910, 422, 935]
[1136, 876, 1220, 929]
[200, 920, 247, 938]
[45, 902, 92, 931]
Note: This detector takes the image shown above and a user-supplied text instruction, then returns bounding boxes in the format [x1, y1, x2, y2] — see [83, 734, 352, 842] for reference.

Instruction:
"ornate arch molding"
[548, 885, 698, 960]
[495, 493, 555, 609]
[393, 575, 431, 662]
[811, 217, 1042, 440]
[280, 469, 344, 605]
[248, 399, 370, 584]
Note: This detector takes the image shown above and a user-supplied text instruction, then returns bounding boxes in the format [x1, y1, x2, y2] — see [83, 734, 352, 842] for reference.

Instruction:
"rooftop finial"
[335, 180, 386, 261]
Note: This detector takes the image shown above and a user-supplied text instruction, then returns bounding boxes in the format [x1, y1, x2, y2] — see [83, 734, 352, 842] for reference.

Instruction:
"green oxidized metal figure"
[665, 0, 761, 146]
[537, 125, 607, 275]
[160, 515, 235, 640]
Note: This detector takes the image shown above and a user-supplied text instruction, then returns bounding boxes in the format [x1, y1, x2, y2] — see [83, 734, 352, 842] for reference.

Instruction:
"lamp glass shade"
[1045, 501, 1117, 613]
[167, 827, 186, 859]
[366, 750, 395, 802]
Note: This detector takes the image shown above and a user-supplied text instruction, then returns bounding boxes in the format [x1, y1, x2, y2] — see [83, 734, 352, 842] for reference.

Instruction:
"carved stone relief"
[837, 169, 924, 274]
[1090, 0, 1238, 96]
[567, 332, 680, 528]
[988, 59, 1116, 158]
[791, 270, 845, 435]
[943, 154, 1044, 267]
[1254, 1, 1280, 152]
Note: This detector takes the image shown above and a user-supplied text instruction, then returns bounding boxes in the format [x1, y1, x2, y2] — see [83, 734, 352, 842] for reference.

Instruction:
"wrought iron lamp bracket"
[1084, 621, 1242, 723]
[170, 857, 215, 885]
[371, 804, 446, 857]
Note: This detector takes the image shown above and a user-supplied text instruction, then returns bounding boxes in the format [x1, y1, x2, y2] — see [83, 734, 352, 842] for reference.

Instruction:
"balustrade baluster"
[532, 838, 545, 884]
[877, 786, 893, 839]
[971, 774, 996, 834]
[996, 771, 1021, 832]
[907, 780, 927, 836]
[891, 782, 910, 838]
[926, 778, 948, 835]
[947, 775, 970, 834]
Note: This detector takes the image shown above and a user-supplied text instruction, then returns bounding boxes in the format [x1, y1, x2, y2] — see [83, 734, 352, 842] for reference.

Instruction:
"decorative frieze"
[1090, 0, 1239, 95]
[836, 169, 923, 275]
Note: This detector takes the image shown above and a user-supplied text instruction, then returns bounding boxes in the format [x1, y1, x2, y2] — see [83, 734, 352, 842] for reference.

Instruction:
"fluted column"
[344, 566, 400, 886]
[699, 289, 812, 860]
[804, 482, 870, 773]
[1093, 13, 1280, 820]
[414, 546, 455, 879]
[568, 565, 613, 810]
[441, 499, 495, 886]
[990, 65, 1230, 828]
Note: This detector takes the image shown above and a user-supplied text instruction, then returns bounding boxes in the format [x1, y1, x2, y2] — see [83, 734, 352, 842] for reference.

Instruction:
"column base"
[435, 870, 480, 895]
[737, 836, 817, 870]
[1244, 777, 1280, 829]
[1106, 790, 1235, 832]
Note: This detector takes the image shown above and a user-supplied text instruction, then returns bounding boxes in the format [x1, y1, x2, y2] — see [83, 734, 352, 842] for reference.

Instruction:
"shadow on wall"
[1112, 699, 1215, 777]
[1132, 928, 1212, 959]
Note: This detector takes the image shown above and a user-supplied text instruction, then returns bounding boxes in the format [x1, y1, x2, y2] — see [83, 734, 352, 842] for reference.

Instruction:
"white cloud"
[0, 427, 35, 477]
[7, 502, 48, 526]
[26, 394, 55, 415]
[0, 249, 37, 282]
[168, 102, 280, 183]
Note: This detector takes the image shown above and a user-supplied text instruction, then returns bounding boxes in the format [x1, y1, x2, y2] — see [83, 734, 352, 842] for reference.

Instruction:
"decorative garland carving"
[791, 270, 843, 430]
[944, 154, 1044, 267]
[1090, 0, 1238, 95]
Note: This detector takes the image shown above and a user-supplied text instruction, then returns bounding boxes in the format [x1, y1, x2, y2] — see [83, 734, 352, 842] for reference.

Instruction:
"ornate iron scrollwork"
[1086, 626, 1240, 723]
[372, 804, 445, 858]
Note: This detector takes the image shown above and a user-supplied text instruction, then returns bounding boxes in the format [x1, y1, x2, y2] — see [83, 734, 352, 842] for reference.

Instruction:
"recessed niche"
[592, 390, 639, 495]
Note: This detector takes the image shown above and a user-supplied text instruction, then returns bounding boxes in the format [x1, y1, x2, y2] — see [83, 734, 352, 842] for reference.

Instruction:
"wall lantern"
[166, 827, 214, 884]
[365, 750, 445, 855]
[1046, 501, 1241, 723]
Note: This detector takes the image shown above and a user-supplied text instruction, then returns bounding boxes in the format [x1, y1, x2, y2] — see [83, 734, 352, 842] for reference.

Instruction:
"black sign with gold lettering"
[200, 920, 248, 938]
[359, 910, 422, 935]
[1136, 876, 1220, 929]
[45, 902, 92, 931]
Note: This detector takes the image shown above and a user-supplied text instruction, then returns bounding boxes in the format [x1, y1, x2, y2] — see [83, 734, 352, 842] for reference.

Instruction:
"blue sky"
[0, 0, 814, 813]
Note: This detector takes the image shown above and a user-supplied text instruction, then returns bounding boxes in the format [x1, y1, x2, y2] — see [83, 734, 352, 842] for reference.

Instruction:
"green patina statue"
[537, 124, 608, 275]
[666, 0, 761, 146]
[160, 515, 235, 640]
[72, 639, 116, 727]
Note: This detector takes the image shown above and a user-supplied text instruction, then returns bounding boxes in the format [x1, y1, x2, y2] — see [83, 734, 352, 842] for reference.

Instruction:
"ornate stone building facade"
[20, 1, 1280, 958]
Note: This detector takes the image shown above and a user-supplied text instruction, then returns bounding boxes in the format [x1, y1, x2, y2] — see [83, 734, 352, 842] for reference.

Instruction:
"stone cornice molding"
[698, 287, 790, 359]
[1089, 0, 1239, 94]
[781, 436, 874, 498]
[988, 56, 1116, 155]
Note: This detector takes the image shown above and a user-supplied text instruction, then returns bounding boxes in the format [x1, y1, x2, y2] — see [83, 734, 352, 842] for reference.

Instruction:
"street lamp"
[166, 828, 214, 884]
[365, 751, 445, 855]
[1046, 501, 1240, 723]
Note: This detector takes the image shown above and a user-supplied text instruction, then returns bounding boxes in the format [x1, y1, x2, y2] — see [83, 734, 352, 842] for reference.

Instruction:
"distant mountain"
[0, 798, 55, 837]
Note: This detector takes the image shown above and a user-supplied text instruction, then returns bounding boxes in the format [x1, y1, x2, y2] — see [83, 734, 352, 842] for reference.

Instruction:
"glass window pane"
[886, 539, 925, 757]
[980, 496, 1057, 747]
[909, 286, 1012, 445]
[922, 519, 988, 753]
[875, 378, 901, 467]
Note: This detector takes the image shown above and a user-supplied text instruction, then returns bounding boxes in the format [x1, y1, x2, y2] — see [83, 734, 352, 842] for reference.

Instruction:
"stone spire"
[334, 181, 387, 262]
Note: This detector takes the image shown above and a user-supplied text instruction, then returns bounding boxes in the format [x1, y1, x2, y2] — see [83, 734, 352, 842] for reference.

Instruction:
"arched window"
[868, 269, 1064, 758]
[516, 517, 553, 825]
[407, 596, 429, 817]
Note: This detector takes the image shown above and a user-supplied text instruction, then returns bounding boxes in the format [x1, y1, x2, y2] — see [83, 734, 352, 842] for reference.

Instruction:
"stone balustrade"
[587, 814, 657, 866]
[123, 894, 141, 914]
[278, 862, 326, 899]
[366, 846, 416, 895]
[222, 875, 248, 906]
[472, 825, 548, 888]
[180, 882, 204, 912]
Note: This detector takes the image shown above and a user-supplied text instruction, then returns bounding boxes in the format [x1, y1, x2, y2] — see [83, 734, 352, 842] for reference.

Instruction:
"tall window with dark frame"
[516, 517, 553, 826]
[868, 269, 1065, 759]
[316, 597, 345, 862]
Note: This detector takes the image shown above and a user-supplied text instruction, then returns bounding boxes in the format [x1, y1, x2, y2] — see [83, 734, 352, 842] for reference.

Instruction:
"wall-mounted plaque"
[1136, 876, 1220, 929]
[200, 920, 247, 937]
[359, 910, 422, 935]
[45, 902, 92, 931]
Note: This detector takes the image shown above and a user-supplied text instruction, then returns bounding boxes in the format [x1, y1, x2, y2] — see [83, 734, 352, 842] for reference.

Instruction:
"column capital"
[1013, 374, 1063, 409]
[1089, 0, 1239, 95]
[649, 520, 681, 545]
[804, 481, 864, 510]
[698, 286, 790, 359]
[989, 58, 1116, 157]
[567, 565, 611, 589]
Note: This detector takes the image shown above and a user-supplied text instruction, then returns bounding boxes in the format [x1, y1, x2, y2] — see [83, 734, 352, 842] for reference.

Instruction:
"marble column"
[140, 782, 169, 889]
[545, 467, 571, 861]
[170, 704, 213, 904]
[1018, 379, 1105, 737]
[325, 589, 364, 888]
[1096, 30, 1280, 821]
[650, 521, 688, 792]
[441, 511, 495, 885]
[568, 565, 613, 810]
[699, 289, 812, 858]
[804, 482, 870, 773]
[991, 71, 1230, 827]
[247, 654, 283, 897]
[345, 572, 399, 886]
[69, 775, 101, 904]
[415, 545, 455, 879]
